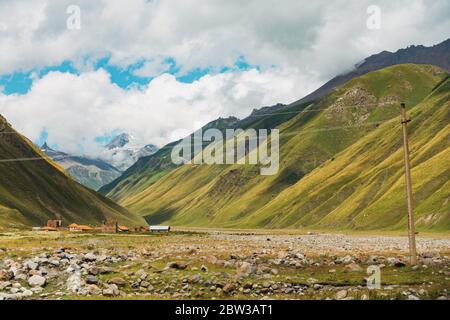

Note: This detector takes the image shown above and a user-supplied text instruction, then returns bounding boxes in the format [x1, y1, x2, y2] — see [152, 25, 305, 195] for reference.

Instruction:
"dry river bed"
[0, 230, 449, 300]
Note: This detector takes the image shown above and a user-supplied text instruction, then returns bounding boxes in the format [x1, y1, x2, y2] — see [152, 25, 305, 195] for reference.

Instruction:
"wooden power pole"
[400, 103, 417, 265]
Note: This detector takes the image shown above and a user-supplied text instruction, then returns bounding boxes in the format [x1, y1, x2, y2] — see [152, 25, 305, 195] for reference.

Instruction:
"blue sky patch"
[176, 67, 212, 83]
[0, 61, 79, 95]
[94, 56, 151, 89]
[36, 129, 49, 148]
[1, 55, 259, 95]
[0, 72, 33, 95]
[38, 60, 79, 78]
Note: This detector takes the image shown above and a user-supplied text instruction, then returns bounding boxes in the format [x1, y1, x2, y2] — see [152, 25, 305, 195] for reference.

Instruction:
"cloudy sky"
[0, 0, 449, 157]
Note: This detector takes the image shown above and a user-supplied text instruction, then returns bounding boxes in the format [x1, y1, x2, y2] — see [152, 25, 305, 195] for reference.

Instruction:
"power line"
[0, 102, 401, 136]
[0, 118, 396, 163]
[0, 102, 402, 161]
[0, 154, 72, 163]
[247, 102, 397, 117]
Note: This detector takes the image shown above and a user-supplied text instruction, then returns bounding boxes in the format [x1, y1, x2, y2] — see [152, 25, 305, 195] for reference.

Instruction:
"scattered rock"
[108, 277, 126, 287]
[336, 289, 348, 300]
[237, 262, 256, 276]
[313, 284, 323, 290]
[28, 275, 46, 287]
[367, 256, 378, 265]
[0, 281, 12, 290]
[387, 257, 406, 267]
[24, 261, 39, 270]
[86, 275, 99, 285]
[66, 272, 81, 293]
[49, 260, 60, 267]
[103, 284, 120, 296]
[345, 263, 362, 272]
[98, 267, 113, 274]
[83, 253, 97, 262]
[187, 274, 201, 284]
[88, 266, 99, 275]
[168, 261, 188, 270]
[84, 284, 101, 296]
[0, 270, 14, 281]
[205, 256, 218, 264]
[223, 283, 236, 294]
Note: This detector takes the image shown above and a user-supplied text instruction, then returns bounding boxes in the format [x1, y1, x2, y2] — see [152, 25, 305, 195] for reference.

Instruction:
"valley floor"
[0, 230, 449, 300]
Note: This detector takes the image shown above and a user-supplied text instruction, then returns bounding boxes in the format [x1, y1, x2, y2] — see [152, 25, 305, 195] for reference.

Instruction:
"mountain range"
[1, 39, 449, 231]
[101, 63, 450, 231]
[40, 143, 122, 191]
[40, 133, 159, 190]
[0, 115, 145, 230]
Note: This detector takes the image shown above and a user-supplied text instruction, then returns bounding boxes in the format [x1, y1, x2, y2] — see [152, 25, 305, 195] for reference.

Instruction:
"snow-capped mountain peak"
[101, 133, 158, 171]
[105, 133, 133, 150]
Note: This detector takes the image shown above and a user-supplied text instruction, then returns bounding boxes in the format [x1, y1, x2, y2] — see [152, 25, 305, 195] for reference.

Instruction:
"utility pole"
[400, 103, 417, 265]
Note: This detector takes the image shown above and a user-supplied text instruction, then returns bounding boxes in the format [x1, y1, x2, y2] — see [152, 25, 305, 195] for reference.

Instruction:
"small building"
[118, 225, 129, 232]
[101, 219, 119, 233]
[41, 226, 57, 232]
[68, 223, 94, 232]
[132, 226, 149, 233]
[68, 223, 80, 231]
[47, 220, 62, 228]
[149, 225, 171, 232]
[78, 225, 94, 232]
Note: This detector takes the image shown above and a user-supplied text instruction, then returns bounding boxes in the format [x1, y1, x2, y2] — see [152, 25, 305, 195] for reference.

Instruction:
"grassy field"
[0, 230, 448, 300]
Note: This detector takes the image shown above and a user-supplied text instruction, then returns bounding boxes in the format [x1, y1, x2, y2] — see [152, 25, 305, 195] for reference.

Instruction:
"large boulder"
[28, 275, 46, 287]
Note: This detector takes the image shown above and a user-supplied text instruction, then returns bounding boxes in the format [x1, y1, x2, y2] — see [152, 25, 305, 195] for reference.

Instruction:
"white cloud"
[0, 67, 317, 157]
[0, 0, 448, 78]
[0, 0, 449, 158]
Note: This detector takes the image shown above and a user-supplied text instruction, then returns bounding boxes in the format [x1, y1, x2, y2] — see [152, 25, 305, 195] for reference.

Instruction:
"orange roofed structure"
[68, 223, 94, 232]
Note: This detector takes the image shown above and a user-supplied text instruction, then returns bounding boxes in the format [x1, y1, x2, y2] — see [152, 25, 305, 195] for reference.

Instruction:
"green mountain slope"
[0, 115, 146, 229]
[247, 78, 450, 231]
[106, 64, 449, 231]
[99, 116, 240, 201]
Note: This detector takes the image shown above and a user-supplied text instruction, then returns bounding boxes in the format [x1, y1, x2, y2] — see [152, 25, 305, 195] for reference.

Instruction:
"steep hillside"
[109, 64, 449, 231]
[0, 115, 146, 229]
[102, 42, 450, 203]
[247, 77, 450, 231]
